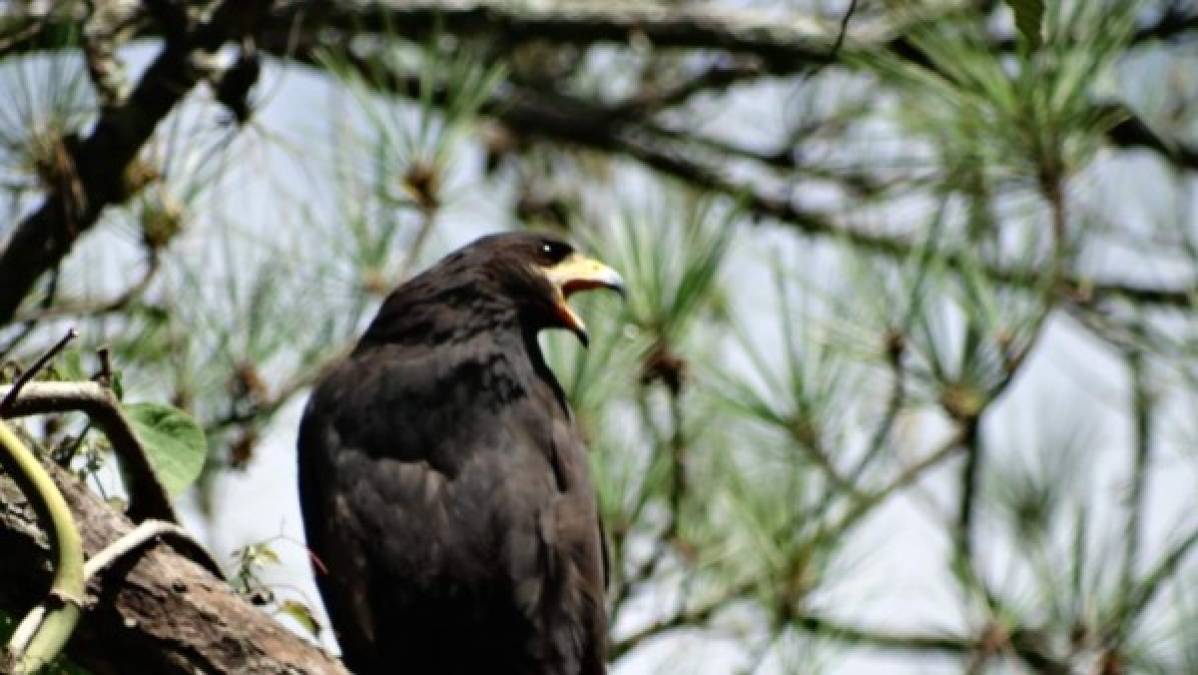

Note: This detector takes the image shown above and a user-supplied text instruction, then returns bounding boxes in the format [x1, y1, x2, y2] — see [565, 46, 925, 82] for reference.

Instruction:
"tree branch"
[12, 252, 161, 324]
[272, 0, 836, 74]
[266, 0, 1198, 175]
[612, 577, 978, 660]
[3, 4, 1194, 331]
[0, 0, 272, 325]
[298, 46, 1197, 314]
[83, 518, 222, 582]
[1, 381, 176, 523]
[0, 453, 348, 674]
[1119, 347, 1152, 604]
[0, 328, 77, 415]
[791, 613, 974, 656]
[1106, 107, 1198, 171]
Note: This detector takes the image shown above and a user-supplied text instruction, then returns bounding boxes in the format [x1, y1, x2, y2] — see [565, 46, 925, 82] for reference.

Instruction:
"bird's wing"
[298, 343, 605, 672]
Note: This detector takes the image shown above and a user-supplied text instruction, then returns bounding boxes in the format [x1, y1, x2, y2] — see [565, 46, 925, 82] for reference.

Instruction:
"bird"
[297, 232, 625, 675]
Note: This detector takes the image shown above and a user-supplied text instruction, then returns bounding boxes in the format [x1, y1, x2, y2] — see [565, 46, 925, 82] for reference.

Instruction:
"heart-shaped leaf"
[124, 402, 207, 495]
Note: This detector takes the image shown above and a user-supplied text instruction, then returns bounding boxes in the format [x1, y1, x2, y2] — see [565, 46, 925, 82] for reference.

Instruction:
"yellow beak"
[543, 252, 626, 346]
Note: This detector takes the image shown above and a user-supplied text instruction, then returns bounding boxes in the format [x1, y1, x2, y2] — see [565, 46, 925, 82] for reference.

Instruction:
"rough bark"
[0, 458, 348, 674]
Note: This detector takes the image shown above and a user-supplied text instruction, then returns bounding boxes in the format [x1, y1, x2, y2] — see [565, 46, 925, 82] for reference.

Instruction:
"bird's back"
[298, 329, 606, 675]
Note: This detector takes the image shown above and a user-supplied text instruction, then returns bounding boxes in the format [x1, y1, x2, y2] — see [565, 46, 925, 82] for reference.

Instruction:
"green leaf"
[111, 370, 124, 401]
[279, 599, 322, 638]
[1007, 0, 1045, 51]
[239, 542, 281, 567]
[124, 403, 207, 495]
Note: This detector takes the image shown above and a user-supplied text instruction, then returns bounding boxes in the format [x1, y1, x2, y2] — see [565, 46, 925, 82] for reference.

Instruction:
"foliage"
[123, 402, 206, 496]
[2, 0, 1198, 673]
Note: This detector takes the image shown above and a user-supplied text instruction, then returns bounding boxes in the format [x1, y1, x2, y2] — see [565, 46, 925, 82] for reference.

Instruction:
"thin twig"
[613, 58, 763, 116]
[95, 346, 114, 388]
[1114, 344, 1158, 641]
[1120, 524, 1198, 627]
[612, 576, 980, 659]
[204, 348, 346, 433]
[955, 422, 983, 564]
[0, 268, 61, 361]
[664, 386, 686, 541]
[829, 424, 970, 536]
[830, 0, 860, 58]
[611, 585, 735, 659]
[0, 327, 77, 415]
[1119, 347, 1151, 599]
[13, 253, 161, 324]
[849, 335, 907, 477]
[84, 519, 224, 582]
[396, 207, 439, 281]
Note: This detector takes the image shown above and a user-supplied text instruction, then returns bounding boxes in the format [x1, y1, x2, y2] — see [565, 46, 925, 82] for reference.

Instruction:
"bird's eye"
[539, 241, 571, 262]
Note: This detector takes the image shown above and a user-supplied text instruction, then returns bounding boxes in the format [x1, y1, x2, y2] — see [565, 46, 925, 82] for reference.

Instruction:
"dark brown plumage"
[297, 232, 624, 675]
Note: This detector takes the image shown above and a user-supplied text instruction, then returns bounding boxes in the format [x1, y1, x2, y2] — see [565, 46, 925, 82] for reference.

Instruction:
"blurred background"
[2, 0, 1198, 673]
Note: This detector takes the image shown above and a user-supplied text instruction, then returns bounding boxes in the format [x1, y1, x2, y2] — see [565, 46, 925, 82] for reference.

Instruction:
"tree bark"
[0, 458, 348, 674]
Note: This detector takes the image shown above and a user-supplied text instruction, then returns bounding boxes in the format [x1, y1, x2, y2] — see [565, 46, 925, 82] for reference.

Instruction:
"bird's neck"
[520, 324, 571, 417]
[358, 283, 521, 348]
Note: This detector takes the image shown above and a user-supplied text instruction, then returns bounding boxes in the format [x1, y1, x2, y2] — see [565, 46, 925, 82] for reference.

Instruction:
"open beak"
[543, 252, 626, 347]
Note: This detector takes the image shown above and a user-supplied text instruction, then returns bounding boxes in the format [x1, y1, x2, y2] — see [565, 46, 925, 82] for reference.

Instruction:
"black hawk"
[298, 232, 624, 674]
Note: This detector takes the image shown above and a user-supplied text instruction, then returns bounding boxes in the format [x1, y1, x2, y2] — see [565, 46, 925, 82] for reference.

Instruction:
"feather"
[298, 233, 610, 675]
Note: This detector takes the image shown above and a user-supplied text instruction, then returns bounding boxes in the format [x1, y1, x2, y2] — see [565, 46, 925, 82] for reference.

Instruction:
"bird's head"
[451, 232, 626, 347]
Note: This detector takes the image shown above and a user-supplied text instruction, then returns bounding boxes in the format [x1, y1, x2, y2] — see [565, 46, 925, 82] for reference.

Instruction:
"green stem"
[0, 419, 85, 673]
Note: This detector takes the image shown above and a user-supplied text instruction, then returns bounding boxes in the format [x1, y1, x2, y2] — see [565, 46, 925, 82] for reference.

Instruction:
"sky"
[3, 19, 1196, 674]
[177, 57, 1194, 675]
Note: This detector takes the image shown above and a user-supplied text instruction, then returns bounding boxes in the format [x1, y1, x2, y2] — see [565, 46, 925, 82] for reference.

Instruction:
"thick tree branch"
[0, 455, 348, 674]
[292, 44, 1197, 314]
[13, 1, 1198, 74]
[1, 381, 176, 524]
[2, 3, 1194, 329]
[262, 1, 1198, 175]
[272, 0, 836, 75]
[0, 0, 272, 326]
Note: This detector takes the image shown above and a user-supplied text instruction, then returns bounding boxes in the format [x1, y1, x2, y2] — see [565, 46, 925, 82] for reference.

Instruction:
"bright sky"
[5, 30, 1193, 674]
